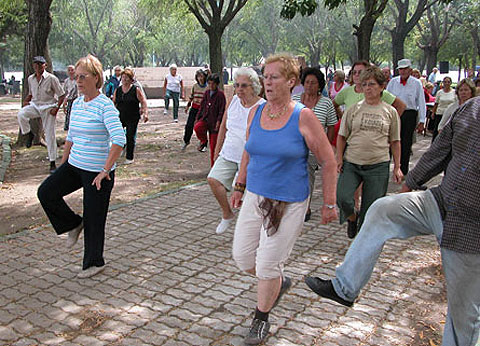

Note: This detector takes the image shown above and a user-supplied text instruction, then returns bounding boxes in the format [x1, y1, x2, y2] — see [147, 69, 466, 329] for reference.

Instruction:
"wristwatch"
[324, 204, 336, 209]
[102, 167, 110, 174]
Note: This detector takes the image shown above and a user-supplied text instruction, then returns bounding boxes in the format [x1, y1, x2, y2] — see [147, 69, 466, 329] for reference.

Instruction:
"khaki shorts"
[232, 190, 308, 280]
[207, 155, 240, 191]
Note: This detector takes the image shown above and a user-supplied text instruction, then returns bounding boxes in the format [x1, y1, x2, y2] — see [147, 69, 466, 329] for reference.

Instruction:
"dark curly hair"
[300, 67, 326, 93]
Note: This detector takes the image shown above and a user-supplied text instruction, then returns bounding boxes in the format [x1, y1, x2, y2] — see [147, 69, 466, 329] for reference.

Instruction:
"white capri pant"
[232, 190, 308, 280]
[18, 103, 57, 161]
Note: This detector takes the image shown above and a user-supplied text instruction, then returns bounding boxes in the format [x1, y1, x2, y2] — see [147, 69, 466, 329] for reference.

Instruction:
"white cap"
[397, 59, 412, 69]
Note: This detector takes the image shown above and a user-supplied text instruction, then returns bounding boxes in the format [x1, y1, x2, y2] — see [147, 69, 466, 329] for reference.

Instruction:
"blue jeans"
[332, 191, 480, 346]
[164, 89, 180, 120]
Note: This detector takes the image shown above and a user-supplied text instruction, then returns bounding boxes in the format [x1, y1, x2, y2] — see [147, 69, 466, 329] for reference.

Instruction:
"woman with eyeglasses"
[332, 61, 405, 238]
[431, 76, 456, 142]
[37, 54, 126, 279]
[336, 66, 402, 240]
[207, 67, 265, 235]
[291, 67, 337, 221]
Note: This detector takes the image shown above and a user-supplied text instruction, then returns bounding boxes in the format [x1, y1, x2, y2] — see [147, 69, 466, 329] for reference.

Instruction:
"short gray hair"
[234, 67, 262, 96]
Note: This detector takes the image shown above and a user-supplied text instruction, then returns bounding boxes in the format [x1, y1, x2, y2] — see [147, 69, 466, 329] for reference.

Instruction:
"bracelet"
[234, 182, 246, 193]
[102, 167, 110, 174]
[324, 204, 336, 209]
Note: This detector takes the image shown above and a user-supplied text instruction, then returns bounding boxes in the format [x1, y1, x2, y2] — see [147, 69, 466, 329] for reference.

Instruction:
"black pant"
[121, 120, 139, 160]
[184, 107, 199, 144]
[400, 110, 418, 176]
[431, 113, 443, 143]
[37, 162, 114, 270]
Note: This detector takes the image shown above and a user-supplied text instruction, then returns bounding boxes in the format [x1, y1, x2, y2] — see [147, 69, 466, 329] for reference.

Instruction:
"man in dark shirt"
[305, 96, 480, 346]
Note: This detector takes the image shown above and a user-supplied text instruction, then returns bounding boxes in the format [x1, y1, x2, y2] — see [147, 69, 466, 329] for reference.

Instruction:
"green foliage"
[281, 0, 319, 19]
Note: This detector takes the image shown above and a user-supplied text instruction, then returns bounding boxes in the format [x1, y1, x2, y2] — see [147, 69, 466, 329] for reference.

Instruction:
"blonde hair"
[264, 53, 300, 81]
[75, 54, 103, 89]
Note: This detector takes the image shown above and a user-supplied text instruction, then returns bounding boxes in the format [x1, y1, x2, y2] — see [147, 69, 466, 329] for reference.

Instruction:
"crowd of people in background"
[12, 52, 480, 346]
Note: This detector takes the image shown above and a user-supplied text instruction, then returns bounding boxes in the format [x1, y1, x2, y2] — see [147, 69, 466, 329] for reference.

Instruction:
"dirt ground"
[0, 98, 210, 235]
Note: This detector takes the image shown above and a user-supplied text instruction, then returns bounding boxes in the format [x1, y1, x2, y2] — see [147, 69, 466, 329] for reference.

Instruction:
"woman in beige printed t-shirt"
[336, 66, 403, 239]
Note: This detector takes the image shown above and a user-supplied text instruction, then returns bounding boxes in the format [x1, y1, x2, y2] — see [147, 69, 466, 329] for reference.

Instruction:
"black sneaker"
[244, 318, 270, 345]
[304, 209, 311, 222]
[197, 142, 207, 152]
[25, 131, 34, 148]
[304, 276, 353, 307]
[271, 276, 292, 310]
[49, 161, 57, 174]
[347, 218, 358, 239]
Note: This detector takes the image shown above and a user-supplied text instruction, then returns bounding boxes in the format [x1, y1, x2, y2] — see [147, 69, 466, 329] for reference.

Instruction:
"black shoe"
[244, 318, 270, 345]
[197, 142, 207, 152]
[271, 276, 292, 310]
[304, 276, 353, 307]
[25, 131, 34, 148]
[347, 218, 358, 239]
[49, 161, 57, 174]
[304, 209, 311, 222]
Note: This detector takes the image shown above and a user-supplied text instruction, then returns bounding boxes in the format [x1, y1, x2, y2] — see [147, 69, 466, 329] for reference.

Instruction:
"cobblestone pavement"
[1, 136, 451, 346]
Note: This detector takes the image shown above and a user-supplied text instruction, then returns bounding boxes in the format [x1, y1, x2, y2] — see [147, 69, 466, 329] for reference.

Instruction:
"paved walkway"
[0, 137, 450, 346]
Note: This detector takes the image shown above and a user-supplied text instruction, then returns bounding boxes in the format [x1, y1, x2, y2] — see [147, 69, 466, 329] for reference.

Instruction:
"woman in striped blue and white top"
[38, 54, 126, 279]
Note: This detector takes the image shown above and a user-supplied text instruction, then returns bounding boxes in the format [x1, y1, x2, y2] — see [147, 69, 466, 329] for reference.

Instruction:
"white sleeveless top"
[165, 73, 182, 93]
[220, 95, 265, 163]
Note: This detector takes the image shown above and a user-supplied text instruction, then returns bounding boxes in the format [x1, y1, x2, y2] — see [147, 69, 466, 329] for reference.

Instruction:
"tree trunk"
[355, 15, 375, 61]
[18, 0, 53, 147]
[425, 47, 437, 76]
[391, 32, 406, 73]
[207, 28, 224, 78]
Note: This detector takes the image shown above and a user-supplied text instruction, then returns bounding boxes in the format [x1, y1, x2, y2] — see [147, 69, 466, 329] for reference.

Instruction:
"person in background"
[183, 69, 208, 151]
[37, 54, 126, 279]
[223, 67, 229, 85]
[113, 67, 148, 165]
[63, 65, 78, 131]
[105, 66, 122, 99]
[381, 67, 391, 84]
[231, 53, 337, 345]
[475, 78, 480, 95]
[305, 96, 480, 346]
[208, 67, 265, 234]
[438, 79, 476, 133]
[431, 76, 456, 142]
[428, 67, 438, 84]
[336, 66, 402, 239]
[386, 58, 426, 176]
[163, 64, 184, 122]
[328, 70, 347, 101]
[17, 56, 65, 174]
[411, 68, 421, 80]
[292, 67, 337, 221]
[194, 73, 226, 166]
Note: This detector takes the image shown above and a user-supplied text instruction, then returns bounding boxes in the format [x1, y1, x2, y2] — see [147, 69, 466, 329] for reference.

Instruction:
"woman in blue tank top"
[230, 53, 338, 345]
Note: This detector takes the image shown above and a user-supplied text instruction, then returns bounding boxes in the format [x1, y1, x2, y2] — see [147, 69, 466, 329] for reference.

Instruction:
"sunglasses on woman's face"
[234, 83, 252, 89]
[75, 74, 90, 81]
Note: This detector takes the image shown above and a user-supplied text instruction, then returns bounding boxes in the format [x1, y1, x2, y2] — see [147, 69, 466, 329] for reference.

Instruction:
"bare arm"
[392, 97, 406, 117]
[390, 140, 403, 184]
[61, 140, 73, 164]
[214, 99, 231, 160]
[230, 105, 258, 209]
[92, 144, 123, 190]
[136, 88, 149, 122]
[326, 125, 335, 143]
[299, 108, 338, 224]
[336, 135, 347, 173]
[180, 80, 184, 99]
[112, 89, 117, 105]
[332, 100, 343, 119]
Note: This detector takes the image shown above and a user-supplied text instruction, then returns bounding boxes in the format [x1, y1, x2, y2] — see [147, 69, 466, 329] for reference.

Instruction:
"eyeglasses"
[75, 74, 90, 81]
[361, 82, 379, 88]
[234, 83, 252, 89]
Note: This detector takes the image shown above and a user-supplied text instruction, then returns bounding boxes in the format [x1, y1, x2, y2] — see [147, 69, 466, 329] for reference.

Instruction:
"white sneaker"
[174, 119, 178, 123]
[124, 159, 134, 165]
[163, 109, 168, 115]
[66, 221, 83, 248]
[78, 266, 105, 279]
[216, 218, 233, 234]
